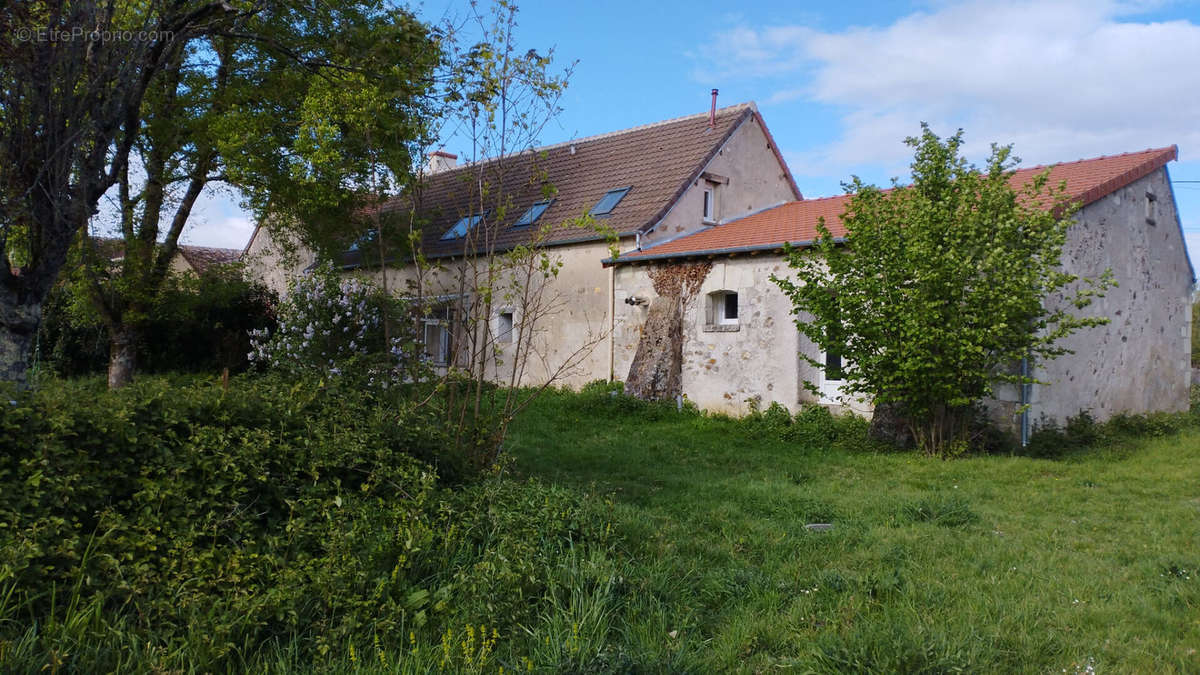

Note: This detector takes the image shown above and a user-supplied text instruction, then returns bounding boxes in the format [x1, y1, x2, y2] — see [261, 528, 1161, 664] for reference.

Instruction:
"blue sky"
[186, 0, 1200, 270]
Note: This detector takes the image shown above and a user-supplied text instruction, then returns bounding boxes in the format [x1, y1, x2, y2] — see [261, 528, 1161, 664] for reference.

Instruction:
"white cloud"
[704, 0, 1200, 171]
[178, 185, 256, 250]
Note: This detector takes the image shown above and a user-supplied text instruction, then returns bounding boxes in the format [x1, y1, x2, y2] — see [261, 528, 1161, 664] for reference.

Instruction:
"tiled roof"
[177, 245, 242, 272]
[614, 146, 1178, 263]
[339, 102, 798, 267]
[87, 237, 241, 272]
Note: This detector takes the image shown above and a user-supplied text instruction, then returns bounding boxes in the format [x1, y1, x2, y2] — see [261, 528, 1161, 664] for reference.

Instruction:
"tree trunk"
[0, 286, 41, 387]
[107, 325, 138, 389]
[625, 295, 684, 401]
[869, 401, 914, 449]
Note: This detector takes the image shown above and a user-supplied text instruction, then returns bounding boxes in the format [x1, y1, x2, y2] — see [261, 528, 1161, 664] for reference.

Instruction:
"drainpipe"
[608, 264, 616, 381]
[1019, 356, 1031, 446]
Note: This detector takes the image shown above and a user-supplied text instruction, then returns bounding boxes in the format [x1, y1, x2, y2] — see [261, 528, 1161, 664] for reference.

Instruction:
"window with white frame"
[702, 186, 716, 223]
[705, 290, 738, 330]
[421, 303, 454, 365]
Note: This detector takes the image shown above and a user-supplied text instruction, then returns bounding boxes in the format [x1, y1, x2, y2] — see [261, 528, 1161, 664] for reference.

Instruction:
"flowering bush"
[249, 265, 422, 382]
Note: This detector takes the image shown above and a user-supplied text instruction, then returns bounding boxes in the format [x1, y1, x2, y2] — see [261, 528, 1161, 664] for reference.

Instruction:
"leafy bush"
[0, 375, 611, 671]
[1026, 408, 1196, 457]
[249, 265, 421, 383]
[38, 264, 276, 377]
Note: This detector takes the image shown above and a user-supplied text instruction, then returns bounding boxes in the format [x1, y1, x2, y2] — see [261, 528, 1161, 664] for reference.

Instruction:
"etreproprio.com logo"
[13, 27, 174, 43]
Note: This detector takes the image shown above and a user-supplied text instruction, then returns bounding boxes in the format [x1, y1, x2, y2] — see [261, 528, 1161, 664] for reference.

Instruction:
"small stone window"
[704, 290, 739, 331]
[1145, 190, 1157, 226]
[422, 303, 454, 365]
[497, 310, 514, 344]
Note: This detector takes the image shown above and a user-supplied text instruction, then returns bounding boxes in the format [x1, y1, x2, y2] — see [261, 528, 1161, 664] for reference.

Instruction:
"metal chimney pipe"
[709, 88, 718, 128]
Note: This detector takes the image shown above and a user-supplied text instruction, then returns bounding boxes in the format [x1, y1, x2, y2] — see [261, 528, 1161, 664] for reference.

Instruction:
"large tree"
[0, 1, 239, 385]
[774, 126, 1112, 457]
[71, 2, 438, 388]
[1, 1, 439, 387]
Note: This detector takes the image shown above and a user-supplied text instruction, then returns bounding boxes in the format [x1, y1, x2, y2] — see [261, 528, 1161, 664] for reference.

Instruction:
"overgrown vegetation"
[0, 375, 614, 672]
[39, 264, 275, 378]
[2, 377, 1198, 672]
[774, 125, 1113, 458]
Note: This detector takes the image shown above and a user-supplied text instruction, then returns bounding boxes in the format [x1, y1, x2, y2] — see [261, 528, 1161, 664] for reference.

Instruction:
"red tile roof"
[614, 146, 1178, 263]
[338, 103, 801, 267]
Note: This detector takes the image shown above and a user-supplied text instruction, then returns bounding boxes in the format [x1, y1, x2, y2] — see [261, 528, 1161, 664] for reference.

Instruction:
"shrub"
[0, 374, 616, 671]
[249, 265, 421, 383]
[1026, 408, 1196, 457]
[37, 264, 276, 377]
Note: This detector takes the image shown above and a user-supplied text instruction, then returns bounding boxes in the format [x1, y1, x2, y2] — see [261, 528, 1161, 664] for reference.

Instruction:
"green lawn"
[505, 391, 1200, 673]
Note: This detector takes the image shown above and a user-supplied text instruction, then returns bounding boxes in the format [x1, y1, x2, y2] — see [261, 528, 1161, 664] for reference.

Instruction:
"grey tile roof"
[341, 103, 761, 267]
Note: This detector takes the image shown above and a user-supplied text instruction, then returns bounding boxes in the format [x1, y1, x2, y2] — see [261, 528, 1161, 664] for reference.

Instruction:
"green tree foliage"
[774, 126, 1113, 457]
[0, 1, 239, 386]
[68, 1, 440, 388]
[40, 262, 275, 377]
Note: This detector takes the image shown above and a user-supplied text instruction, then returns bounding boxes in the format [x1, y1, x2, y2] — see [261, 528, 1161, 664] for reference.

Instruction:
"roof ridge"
[427, 102, 758, 176]
[536, 102, 757, 153]
[179, 243, 242, 253]
[1013, 146, 1177, 174]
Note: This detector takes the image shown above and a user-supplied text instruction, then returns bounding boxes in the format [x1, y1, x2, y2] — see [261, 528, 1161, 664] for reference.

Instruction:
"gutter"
[602, 237, 847, 266]
[1019, 357, 1031, 447]
[607, 264, 615, 381]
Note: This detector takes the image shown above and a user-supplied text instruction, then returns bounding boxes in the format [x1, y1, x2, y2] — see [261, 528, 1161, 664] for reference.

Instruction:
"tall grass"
[4, 378, 1198, 672]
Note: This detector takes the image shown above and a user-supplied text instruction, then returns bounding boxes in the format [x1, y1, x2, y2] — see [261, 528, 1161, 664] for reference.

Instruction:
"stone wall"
[989, 167, 1193, 429]
[615, 256, 841, 415]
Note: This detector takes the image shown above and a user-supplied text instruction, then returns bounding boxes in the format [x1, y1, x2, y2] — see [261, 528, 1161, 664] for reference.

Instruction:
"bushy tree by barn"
[774, 126, 1113, 457]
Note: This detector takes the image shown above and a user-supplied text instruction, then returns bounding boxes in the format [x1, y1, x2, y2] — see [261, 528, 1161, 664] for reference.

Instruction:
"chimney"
[426, 150, 458, 174]
[709, 88, 718, 128]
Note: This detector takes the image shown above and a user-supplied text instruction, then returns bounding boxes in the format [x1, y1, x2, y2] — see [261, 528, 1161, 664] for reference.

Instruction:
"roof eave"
[604, 237, 846, 266]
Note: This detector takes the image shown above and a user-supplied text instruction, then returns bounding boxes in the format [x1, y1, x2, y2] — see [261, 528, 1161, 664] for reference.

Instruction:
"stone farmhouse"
[246, 102, 1194, 432]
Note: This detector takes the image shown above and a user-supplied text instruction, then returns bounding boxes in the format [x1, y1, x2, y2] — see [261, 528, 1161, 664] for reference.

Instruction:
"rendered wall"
[242, 226, 316, 295]
[372, 239, 617, 390]
[639, 115, 796, 249]
[614, 257, 829, 415]
[1020, 168, 1193, 426]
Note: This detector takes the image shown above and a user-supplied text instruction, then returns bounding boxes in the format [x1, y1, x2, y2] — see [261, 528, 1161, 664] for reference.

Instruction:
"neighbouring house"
[173, 245, 243, 274]
[89, 237, 242, 275]
[244, 101, 801, 387]
[608, 146, 1194, 432]
[245, 101, 1193, 431]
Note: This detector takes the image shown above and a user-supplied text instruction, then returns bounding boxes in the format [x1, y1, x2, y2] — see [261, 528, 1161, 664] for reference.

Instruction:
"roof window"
[589, 187, 631, 216]
[441, 212, 485, 240]
[514, 199, 553, 227]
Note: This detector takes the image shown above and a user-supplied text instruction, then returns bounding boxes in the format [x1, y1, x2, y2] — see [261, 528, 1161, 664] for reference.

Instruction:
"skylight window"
[589, 187, 631, 216]
[513, 199, 553, 227]
[441, 212, 485, 240]
[347, 229, 377, 252]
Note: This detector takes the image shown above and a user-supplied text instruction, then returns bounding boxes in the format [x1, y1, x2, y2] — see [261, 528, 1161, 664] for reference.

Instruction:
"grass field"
[505, 390, 1200, 673]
